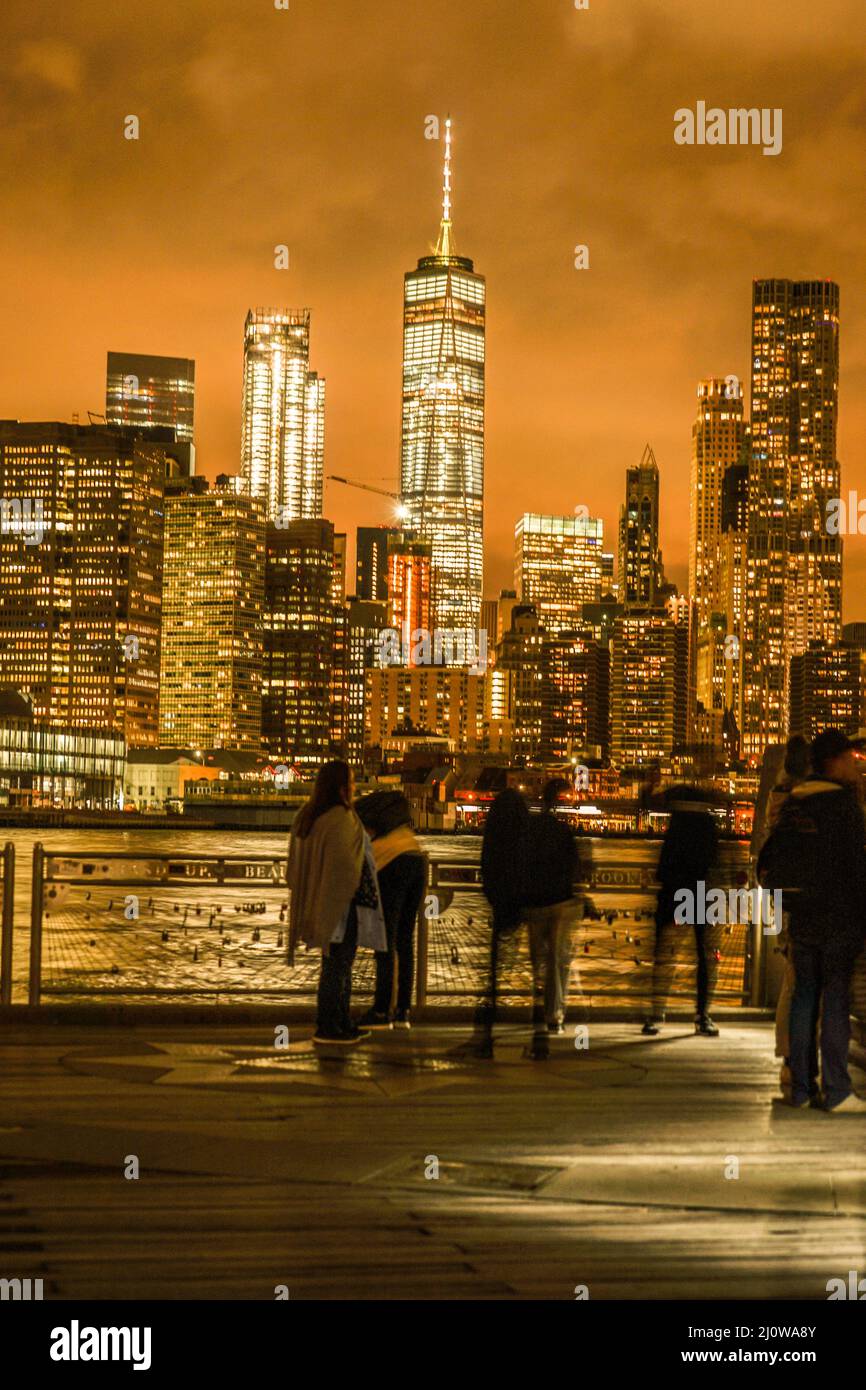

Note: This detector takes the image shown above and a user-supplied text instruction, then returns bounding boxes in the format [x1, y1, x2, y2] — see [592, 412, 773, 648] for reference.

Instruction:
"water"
[0, 828, 750, 1007]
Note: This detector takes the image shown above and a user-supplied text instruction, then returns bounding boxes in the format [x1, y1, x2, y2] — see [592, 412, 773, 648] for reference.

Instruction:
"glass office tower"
[400, 119, 485, 635]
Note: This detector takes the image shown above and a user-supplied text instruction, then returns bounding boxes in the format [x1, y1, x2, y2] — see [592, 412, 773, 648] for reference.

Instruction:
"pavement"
[1, 1015, 865, 1300]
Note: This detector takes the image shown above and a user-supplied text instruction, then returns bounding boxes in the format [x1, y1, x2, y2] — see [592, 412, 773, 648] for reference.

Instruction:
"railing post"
[0, 841, 14, 1006]
[748, 918, 765, 1007]
[415, 852, 430, 1010]
[29, 842, 44, 1007]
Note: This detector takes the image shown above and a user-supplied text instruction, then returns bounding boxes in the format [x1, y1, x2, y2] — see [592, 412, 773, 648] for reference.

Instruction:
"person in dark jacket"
[768, 735, 811, 1099]
[642, 787, 720, 1037]
[355, 792, 427, 1029]
[481, 787, 530, 937]
[524, 779, 580, 1034]
[477, 787, 531, 1053]
[785, 730, 866, 1112]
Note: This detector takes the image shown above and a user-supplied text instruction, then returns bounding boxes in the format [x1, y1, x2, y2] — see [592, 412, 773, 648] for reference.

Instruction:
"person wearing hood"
[781, 730, 866, 1112]
[355, 791, 426, 1030]
[288, 761, 387, 1046]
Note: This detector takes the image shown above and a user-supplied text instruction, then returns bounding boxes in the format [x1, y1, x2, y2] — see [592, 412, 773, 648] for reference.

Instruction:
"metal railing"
[19, 844, 754, 1008]
[28, 847, 288, 1006]
[0, 842, 14, 1005]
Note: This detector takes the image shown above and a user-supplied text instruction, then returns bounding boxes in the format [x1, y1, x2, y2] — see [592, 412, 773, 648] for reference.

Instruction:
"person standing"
[779, 731, 866, 1112]
[478, 787, 531, 1052]
[355, 791, 427, 1030]
[642, 788, 721, 1038]
[766, 735, 811, 1099]
[288, 760, 386, 1046]
[524, 779, 580, 1036]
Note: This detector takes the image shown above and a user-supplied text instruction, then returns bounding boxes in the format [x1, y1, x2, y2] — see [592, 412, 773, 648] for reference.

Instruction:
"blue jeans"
[789, 944, 854, 1108]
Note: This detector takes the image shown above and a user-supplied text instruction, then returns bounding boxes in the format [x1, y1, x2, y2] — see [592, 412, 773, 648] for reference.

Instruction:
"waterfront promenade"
[2, 1017, 864, 1300]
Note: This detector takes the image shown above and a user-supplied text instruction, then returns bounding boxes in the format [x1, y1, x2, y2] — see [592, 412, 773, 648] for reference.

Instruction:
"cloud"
[17, 40, 82, 95]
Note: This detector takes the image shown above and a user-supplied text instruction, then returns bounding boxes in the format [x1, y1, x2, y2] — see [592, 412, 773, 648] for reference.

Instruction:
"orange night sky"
[2, 0, 866, 613]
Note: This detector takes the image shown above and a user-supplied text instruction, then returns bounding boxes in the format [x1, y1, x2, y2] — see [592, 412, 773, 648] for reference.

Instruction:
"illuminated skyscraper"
[400, 119, 485, 634]
[356, 526, 398, 602]
[241, 309, 325, 522]
[515, 513, 604, 636]
[689, 379, 745, 631]
[159, 477, 265, 750]
[262, 518, 336, 765]
[689, 379, 745, 713]
[610, 607, 689, 769]
[387, 537, 432, 644]
[743, 279, 841, 758]
[0, 422, 164, 746]
[618, 445, 664, 607]
[106, 351, 195, 444]
[544, 629, 610, 761]
[789, 642, 861, 740]
[338, 597, 388, 768]
[718, 458, 749, 749]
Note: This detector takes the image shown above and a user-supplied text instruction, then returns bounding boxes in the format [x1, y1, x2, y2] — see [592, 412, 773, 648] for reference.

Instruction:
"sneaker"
[695, 1015, 719, 1037]
[642, 1020, 662, 1036]
[357, 1009, 392, 1030]
[343, 1024, 371, 1042]
[826, 1093, 866, 1114]
[312, 1030, 361, 1046]
[393, 1010, 411, 1029]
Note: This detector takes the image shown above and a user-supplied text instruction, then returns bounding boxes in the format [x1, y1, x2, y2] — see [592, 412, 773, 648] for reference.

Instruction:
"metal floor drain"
[369, 1156, 562, 1192]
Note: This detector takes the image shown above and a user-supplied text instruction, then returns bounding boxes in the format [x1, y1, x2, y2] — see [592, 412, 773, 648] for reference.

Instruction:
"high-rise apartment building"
[400, 120, 484, 633]
[241, 309, 325, 522]
[515, 513, 604, 636]
[487, 605, 548, 763]
[366, 666, 485, 755]
[262, 518, 336, 765]
[106, 351, 195, 444]
[338, 597, 387, 768]
[159, 477, 265, 750]
[356, 526, 397, 602]
[743, 279, 841, 758]
[690, 378, 745, 645]
[716, 458, 749, 747]
[0, 422, 165, 746]
[544, 629, 610, 761]
[610, 607, 689, 769]
[789, 642, 861, 740]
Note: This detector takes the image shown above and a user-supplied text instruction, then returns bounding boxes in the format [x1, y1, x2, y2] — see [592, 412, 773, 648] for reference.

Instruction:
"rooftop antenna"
[435, 116, 454, 258]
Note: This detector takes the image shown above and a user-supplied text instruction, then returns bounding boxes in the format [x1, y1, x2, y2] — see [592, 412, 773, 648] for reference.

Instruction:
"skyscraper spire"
[435, 116, 454, 258]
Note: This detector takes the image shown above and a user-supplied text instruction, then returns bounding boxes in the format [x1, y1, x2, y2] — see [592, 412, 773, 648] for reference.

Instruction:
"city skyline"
[3, 0, 866, 615]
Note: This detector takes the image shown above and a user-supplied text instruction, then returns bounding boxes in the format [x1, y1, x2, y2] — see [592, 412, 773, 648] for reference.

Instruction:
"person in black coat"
[642, 786, 720, 1037]
[783, 730, 866, 1111]
[355, 791, 426, 1029]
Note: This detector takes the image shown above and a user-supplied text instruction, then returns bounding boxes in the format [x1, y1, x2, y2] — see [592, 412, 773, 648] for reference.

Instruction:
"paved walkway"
[1, 1018, 864, 1299]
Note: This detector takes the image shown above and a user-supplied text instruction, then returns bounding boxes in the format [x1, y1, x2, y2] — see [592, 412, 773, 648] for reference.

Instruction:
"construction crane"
[326, 475, 408, 519]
